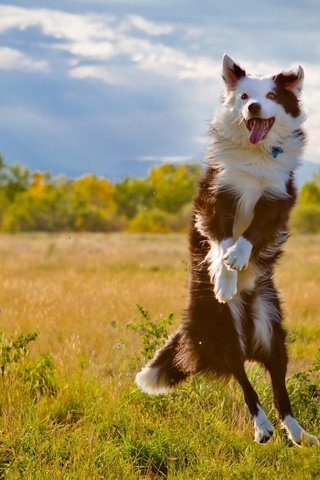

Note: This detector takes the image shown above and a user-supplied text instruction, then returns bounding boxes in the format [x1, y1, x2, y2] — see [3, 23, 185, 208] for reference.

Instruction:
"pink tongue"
[248, 120, 265, 144]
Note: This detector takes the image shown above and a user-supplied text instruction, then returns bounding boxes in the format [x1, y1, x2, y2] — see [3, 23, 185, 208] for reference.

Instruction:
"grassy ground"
[0, 233, 319, 479]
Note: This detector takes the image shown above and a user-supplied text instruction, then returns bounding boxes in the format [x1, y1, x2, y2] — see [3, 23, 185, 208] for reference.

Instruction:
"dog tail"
[135, 330, 189, 394]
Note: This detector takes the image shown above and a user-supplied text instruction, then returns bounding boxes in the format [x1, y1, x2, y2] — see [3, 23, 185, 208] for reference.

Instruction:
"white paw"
[282, 415, 319, 447]
[255, 423, 273, 443]
[300, 431, 319, 447]
[254, 406, 274, 443]
[214, 265, 238, 303]
[224, 236, 253, 271]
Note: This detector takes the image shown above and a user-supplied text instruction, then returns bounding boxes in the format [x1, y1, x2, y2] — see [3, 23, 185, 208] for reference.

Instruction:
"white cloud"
[132, 43, 217, 81]
[0, 46, 49, 72]
[0, 4, 217, 82]
[139, 155, 194, 163]
[69, 65, 127, 85]
[162, 155, 195, 163]
[53, 41, 115, 60]
[121, 14, 173, 36]
[0, 5, 115, 42]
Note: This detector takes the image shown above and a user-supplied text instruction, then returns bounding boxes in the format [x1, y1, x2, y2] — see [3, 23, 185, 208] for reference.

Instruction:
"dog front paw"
[214, 265, 238, 303]
[254, 406, 274, 443]
[223, 236, 252, 271]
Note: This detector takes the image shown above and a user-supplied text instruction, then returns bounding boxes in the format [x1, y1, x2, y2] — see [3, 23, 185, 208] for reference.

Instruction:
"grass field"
[0, 233, 319, 479]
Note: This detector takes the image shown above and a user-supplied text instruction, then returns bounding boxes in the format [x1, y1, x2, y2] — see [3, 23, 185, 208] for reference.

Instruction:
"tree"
[0, 154, 201, 233]
[291, 205, 320, 234]
[299, 181, 320, 205]
[114, 177, 152, 220]
[70, 175, 120, 231]
[148, 163, 200, 214]
[291, 172, 320, 233]
[0, 158, 30, 201]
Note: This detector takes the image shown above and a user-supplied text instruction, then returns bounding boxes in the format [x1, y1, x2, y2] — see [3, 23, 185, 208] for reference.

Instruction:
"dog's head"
[218, 54, 305, 148]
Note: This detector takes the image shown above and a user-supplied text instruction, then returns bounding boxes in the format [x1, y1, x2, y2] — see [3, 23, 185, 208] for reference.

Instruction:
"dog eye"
[266, 92, 276, 100]
[241, 93, 249, 100]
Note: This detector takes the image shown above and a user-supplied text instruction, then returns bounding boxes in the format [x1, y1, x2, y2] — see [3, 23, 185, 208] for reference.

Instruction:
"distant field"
[0, 233, 319, 479]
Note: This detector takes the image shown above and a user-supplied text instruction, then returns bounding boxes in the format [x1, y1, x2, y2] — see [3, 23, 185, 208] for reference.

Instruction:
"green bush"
[127, 304, 173, 361]
[22, 353, 59, 401]
[127, 204, 192, 233]
[127, 207, 174, 233]
[0, 331, 59, 401]
[291, 204, 320, 234]
[0, 331, 38, 376]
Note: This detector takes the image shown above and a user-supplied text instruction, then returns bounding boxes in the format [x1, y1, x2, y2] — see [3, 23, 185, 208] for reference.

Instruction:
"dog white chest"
[217, 155, 289, 240]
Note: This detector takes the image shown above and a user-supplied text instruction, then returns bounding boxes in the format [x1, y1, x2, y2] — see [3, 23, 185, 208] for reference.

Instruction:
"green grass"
[0, 233, 318, 479]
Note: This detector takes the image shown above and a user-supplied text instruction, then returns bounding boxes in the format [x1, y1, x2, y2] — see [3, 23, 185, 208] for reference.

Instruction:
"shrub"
[0, 331, 59, 401]
[0, 331, 38, 376]
[127, 305, 174, 361]
[22, 353, 59, 401]
[291, 204, 320, 234]
[127, 208, 174, 233]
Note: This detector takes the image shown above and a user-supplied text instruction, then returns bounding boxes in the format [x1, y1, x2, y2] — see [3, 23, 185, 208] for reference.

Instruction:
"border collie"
[136, 54, 318, 446]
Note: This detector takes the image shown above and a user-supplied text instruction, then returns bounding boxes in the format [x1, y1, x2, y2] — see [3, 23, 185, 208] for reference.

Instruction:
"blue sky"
[0, 0, 320, 181]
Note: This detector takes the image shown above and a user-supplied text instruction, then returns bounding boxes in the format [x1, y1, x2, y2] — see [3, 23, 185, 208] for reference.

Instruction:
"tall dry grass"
[0, 233, 318, 479]
[0, 233, 318, 370]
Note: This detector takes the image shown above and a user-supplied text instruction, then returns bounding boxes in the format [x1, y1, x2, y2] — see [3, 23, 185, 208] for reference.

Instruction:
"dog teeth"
[245, 117, 274, 135]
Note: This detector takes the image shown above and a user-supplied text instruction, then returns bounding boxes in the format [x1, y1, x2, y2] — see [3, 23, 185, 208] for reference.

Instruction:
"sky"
[0, 0, 320, 181]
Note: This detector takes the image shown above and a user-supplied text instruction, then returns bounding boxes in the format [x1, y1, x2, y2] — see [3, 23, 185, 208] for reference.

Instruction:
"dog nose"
[248, 102, 261, 115]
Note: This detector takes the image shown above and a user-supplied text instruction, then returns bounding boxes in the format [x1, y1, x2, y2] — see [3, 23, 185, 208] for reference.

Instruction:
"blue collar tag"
[271, 147, 284, 158]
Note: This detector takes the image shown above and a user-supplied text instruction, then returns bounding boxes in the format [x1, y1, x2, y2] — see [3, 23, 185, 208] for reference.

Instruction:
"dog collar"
[271, 147, 284, 158]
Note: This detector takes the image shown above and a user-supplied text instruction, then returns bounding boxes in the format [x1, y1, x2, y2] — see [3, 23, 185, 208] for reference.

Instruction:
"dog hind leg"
[233, 365, 274, 443]
[264, 324, 319, 446]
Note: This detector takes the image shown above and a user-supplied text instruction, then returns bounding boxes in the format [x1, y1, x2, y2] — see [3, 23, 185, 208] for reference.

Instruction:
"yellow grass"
[0, 233, 318, 479]
[0, 233, 318, 372]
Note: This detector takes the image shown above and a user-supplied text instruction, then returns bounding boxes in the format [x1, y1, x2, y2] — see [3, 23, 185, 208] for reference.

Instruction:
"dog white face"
[217, 54, 305, 148]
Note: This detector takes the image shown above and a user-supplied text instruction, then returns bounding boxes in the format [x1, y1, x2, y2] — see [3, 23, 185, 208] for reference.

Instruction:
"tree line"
[291, 172, 320, 233]
[0, 156, 199, 232]
[0, 154, 318, 233]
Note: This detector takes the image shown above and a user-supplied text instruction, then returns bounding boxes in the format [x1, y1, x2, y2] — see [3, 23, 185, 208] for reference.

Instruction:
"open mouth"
[245, 117, 275, 145]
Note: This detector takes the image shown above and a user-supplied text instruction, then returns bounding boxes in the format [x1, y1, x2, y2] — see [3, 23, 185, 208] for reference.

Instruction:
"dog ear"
[273, 66, 304, 95]
[222, 54, 246, 89]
